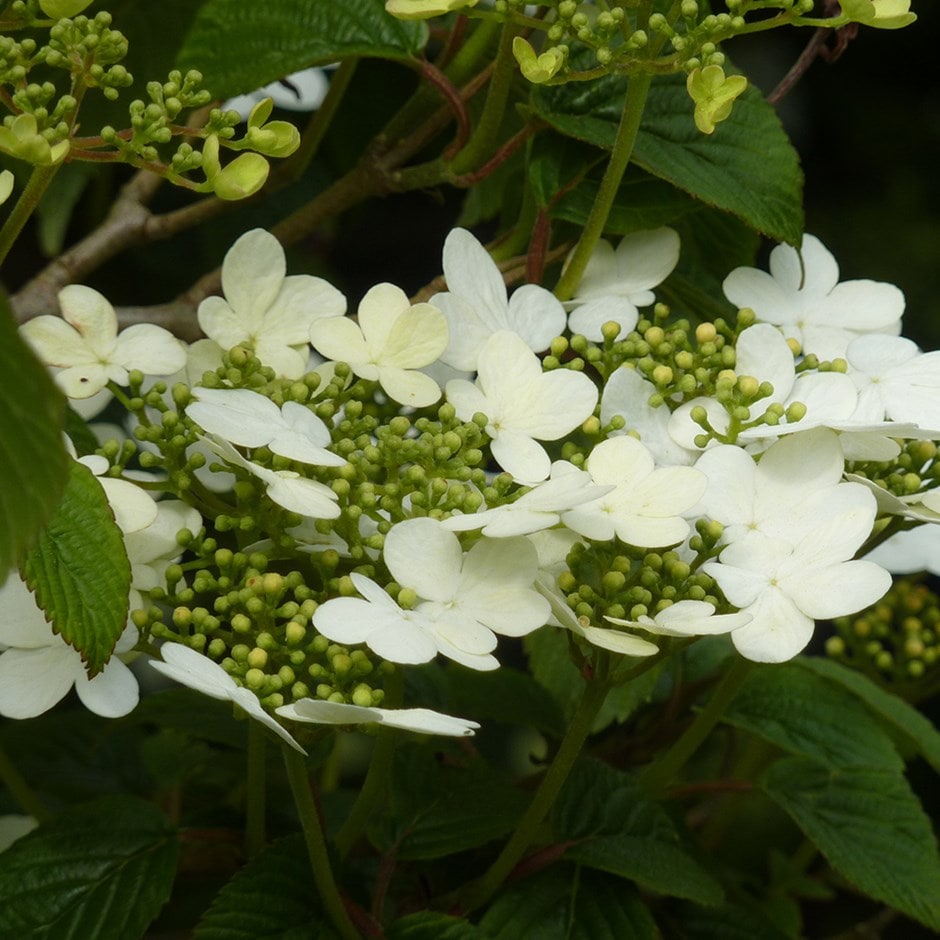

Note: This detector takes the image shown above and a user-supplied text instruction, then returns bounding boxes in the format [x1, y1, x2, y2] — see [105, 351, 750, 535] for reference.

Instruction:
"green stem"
[451, 21, 520, 174]
[334, 667, 405, 860]
[0, 162, 61, 268]
[553, 70, 653, 301]
[639, 657, 753, 795]
[245, 721, 266, 858]
[0, 741, 52, 823]
[458, 673, 612, 912]
[283, 746, 360, 940]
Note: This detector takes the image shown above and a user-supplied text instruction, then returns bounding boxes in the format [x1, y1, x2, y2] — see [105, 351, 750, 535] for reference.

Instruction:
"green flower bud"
[512, 36, 565, 84]
[39, 0, 94, 16]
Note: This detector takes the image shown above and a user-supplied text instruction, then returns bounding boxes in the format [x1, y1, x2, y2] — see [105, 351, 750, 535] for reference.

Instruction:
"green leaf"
[553, 758, 724, 905]
[0, 296, 69, 583]
[723, 662, 904, 771]
[664, 902, 792, 940]
[798, 657, 940, 774]
[0, 795, 178, 940]
[387, 912, 490, 940]
[177, 0, 428, 100]
[532, 70, 804, 244]
[762, 757, 940, 930]
[480, 866, 659, 940]
[195, 834, 338, 940]
[20, 460, 131, 675]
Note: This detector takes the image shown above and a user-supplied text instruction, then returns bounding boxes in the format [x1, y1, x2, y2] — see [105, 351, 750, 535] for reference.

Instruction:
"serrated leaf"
[0, 297, 69, 583]
[723, 662, 904, 771]
[0, 795, 178, 940]
[480, 866, 659, 940]
[532, 69, 803, 244]
[20, 460, 131, 675]
[387, 912, 490, 940]
[194, 834, 338, 940]
[762, 757, 940, 930]
[177, 0, 428, 100]
[798, 657, 940, 774]
[552, 759, 724, 905]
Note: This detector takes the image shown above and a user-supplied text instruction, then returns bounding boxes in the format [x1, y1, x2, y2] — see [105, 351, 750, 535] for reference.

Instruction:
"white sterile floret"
[187, 387, 346, 466]
[722, 234, 904, 361]
[443, 460, 611, 537]
[863, 524, 940, 577]
[431, 228, 566, 371]
[604, 600, 752, 638]
[20, 284, 186, 399]
[310, 283, 448, 407]
[0, 577, 139, 719]
[445, 330, 599, 483]
[148, 642, 305, 753]
[313, 518, 550, 671]
[276, 699, 480, 737]
[197, 229, 346, 380]
[566, 228, 680, 340]
[561, 436, 706, 547]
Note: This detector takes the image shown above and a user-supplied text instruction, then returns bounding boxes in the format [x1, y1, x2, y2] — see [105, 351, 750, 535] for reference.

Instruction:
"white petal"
[114, 325, 186, 376]
[148, 643, 237, 698]
[221, 230, 286, 324]
[0, 645, 77, 718]
[75, 658, 139, 717]
[731, 587, 815, 663]
[383, 518, 462, 602]
[57, 284, 118, 357]
[187, 387, 281, 447]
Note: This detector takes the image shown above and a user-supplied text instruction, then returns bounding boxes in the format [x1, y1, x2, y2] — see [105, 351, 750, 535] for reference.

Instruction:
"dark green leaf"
[131, 687, 252, 748]
[0, 796, 177, 940]
[20, 460, 131, 675]
[533, 70, 804, 244]
[798, 657, 940, 774]
[480, 866, 659, 940]
[194, 834, 338, 940]
[662, 901, 792, 940]
[528, 133, 605, 209]
[723, 662, 904, 771]
[0, 296, 69, 583]
[763, 757, 940, 930]
[388, 912, 490, 940]
[553, 759, 723, 905]
[177, 0, 428, 100]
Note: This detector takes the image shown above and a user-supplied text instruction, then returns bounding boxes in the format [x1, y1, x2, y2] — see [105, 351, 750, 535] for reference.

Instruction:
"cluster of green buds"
[828, 578, 940, 701]
[847, 440, 940, 501]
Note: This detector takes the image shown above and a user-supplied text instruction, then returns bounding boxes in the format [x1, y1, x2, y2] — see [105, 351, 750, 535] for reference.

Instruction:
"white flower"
[443, 460, 611, 537]
[604, 599, 752, 638]
[561, 436, 706, 547]
[276, 698, 479, 736]
[20, 285, 186, 398]
[445, 330, 599, 483]
[722, 234, 904, 361]
[223, 67, 331, 119]
[431, 228, 566, 371]
[148, 642, 305, 753]
[566, 228, 680, 340]
[313, 518, 550, 670]
[310, 283, 448, 407]
[186, 387, 346, 466]
[197, 229, 346, 379]
[0, 577, 139, 719]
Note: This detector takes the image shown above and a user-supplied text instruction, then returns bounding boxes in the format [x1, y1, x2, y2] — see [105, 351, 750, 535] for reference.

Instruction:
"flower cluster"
[14, 226, 940, 746]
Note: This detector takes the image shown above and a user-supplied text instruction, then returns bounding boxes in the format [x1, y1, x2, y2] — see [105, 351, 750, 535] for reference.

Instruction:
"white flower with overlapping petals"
[187, 387, 346, 466]
[566, 228, 680, 340]
[0, 577, 139, 719]
[561, 436, 706, 547]
[149, 642, 305, 752]
[431, 228, 566, 371]
[310, 283, 448, 407]
[445, 330, 599, 483]
[197, 229, 346, 379]
[723, 234, 904, 361]
[276, 698, 479, 736]
[20, 285, 185, 399]
[313, 517, 550, 670]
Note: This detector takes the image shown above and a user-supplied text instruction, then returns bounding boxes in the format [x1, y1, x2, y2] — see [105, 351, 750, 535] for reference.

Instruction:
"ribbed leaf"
[20, 460, 131, 675]
[177, 0, 428, 100]
[0, 796, 178, 940]
[763, 757, 940, 930]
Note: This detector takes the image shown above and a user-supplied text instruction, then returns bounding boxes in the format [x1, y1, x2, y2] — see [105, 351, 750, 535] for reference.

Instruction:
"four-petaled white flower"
[446, 330, 599, 483]
[431, 228, 566, 371]
[187, 387, 346, 466]
[197, 228, 346, 379]
[313, 517, 550, 670]
[276, 698, 479, 736]
[310, 283, 448, 407]
[566, 228, 680, 340]
[148, 642, 305, 753]
[20, 285, 186, 398]
[722, 234, 904, 361]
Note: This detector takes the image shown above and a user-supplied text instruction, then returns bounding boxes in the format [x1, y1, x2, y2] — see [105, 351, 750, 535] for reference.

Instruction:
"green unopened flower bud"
[39, 0, 94, 16]
[512, 36, 565, 84]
